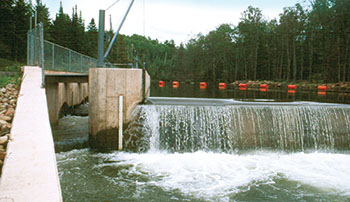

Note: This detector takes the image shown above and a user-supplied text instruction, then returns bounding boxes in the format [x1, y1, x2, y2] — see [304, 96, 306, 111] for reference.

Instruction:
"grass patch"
[0, 58, 23, 87]
[0, 58, 24, 72]
[0, 74, 21, 88]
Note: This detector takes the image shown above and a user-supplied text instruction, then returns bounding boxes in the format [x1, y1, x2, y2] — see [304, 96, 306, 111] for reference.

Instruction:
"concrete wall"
[0, 66, 62, 202]
[89, 68, 150, 149]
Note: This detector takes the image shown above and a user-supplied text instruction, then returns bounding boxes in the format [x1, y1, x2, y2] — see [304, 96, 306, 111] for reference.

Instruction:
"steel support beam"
[97, 10, 105, 67]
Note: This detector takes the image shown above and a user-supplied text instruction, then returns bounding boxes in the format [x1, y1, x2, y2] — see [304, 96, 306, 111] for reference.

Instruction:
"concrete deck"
[0, 66, 62, 202]
[45, 73, 88, 84]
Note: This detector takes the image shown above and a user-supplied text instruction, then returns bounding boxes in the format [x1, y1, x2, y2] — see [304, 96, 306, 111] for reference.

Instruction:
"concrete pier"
[0, 66, 62, 202]
[45, 72, 89, 125]
[89, 68, 150, 149]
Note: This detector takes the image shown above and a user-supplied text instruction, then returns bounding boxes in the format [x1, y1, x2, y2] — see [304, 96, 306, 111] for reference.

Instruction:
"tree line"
[1, 0, 349, 83]
[158, 0, 350, 83]
[0, 0, 97, 62]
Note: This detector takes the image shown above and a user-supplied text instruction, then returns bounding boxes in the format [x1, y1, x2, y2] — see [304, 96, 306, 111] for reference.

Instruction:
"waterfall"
[124, 103, 350, 152]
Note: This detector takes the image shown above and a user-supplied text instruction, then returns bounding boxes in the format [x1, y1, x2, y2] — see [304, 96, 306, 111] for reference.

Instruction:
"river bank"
[0, 84, 19, 175]
[230, 80, 350, 91]
[160, 80, 350, 91]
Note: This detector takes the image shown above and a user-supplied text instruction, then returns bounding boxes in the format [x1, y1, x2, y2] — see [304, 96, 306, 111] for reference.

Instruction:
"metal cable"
[106, 0, 121, 11]
[143, 0, 146, 36]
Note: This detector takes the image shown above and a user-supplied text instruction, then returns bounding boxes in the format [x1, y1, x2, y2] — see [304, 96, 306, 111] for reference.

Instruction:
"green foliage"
[0, 74, 21, 88]
[0, 0, 15, 60]
[114, 35, 130, 64]
[69, 6, 85, 53]
[34, 0, 52, 40]
[0, 58, 23, 72]
[0, 0, 31, 62]
[1, 0, 350, 83]
[51, 3, 70, 48]
[86, 18, 98, 58]
[0, 57, 22, 87]
[154, 1, 350, 83]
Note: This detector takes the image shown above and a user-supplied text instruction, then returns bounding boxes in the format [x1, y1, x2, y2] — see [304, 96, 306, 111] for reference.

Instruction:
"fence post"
[33, 26, 36, 65]
[69, 50, 72, 71]
[81, 55, 83, 72]
[27, 16, 32, 65]
[97, 10, 105, 67]
[27, 31, 30, 65]
[39, 22, 45, 87]
[35, 10, 37, 25]
[52, 43, 55, 70]
[31, 27, 35, 65]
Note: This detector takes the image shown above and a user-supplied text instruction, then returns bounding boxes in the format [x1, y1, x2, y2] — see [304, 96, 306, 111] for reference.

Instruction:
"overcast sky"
[44, 0, 309, 45]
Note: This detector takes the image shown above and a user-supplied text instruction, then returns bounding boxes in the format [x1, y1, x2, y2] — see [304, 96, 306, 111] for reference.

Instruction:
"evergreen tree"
[51, 2, 71, 48]
[70, 5, 85, 53]
[34, 0, 51, 40]
[86, 18, 98, 57]
[174, 43, 185, 79]
[12, 0, 31, 62]
[0, 0, 15, 59]
[115, 35, 130, 64]
[1, 0, 350, 82]
[104, 30, 118, 64]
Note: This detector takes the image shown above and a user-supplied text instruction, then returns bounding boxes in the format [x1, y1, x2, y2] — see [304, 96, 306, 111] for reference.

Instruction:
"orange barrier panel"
[159, 81, 165, 87]
[288, 85, 297, 90]
[260, 84, 268, 89]
[318, 85, 328, 91]
[318, 91, 327, 96]
[172, 81, 179, 88]
[219, 83, 226, 89]
[200, 82, 207, 89]
[288, 90, 296, 94]
[239, 83, 248, 88]
[239, 87, 247, 91]
[260, 88, 268, 92]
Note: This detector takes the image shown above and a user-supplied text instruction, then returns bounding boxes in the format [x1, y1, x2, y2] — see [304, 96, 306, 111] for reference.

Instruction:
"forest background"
[0, 0, 350, 83]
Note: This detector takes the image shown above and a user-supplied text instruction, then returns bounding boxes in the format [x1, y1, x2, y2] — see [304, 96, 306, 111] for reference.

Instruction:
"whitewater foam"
[101, 151, 350, 201]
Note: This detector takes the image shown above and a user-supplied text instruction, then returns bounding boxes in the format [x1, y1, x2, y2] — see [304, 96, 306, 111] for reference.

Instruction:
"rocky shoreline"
[178, 80, 350, 91]
[0, 84, 19, 175]
[229, 81, 350, 91]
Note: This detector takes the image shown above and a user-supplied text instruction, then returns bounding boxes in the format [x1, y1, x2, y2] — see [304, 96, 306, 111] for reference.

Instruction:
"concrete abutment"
[89, 68, 150, 149]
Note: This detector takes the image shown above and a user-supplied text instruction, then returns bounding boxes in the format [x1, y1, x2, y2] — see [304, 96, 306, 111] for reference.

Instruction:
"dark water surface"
[151, 82, 350, 104]
[55, 83, 350, 202]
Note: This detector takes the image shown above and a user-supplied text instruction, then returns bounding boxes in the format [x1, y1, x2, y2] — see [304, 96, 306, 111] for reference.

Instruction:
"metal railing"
[27, 23, 97, 74]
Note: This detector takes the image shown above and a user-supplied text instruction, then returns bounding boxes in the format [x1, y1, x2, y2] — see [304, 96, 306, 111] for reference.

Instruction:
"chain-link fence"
[27, 24, 41, 67]
[27, 24, 97, 73]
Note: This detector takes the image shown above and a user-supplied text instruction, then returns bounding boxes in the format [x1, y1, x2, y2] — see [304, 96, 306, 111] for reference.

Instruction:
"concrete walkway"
[0, 67, 62, 202]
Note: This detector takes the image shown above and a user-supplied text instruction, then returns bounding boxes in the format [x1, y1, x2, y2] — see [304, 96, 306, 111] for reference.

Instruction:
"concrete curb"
[0, 66, 62, 202]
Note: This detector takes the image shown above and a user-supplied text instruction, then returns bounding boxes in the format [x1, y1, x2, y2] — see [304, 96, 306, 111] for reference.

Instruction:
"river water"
[54, 84, 350, 202]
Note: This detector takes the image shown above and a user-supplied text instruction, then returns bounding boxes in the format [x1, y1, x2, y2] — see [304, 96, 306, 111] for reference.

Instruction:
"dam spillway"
[55, 97, 350, 202]
[124, 98, 350, 152]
